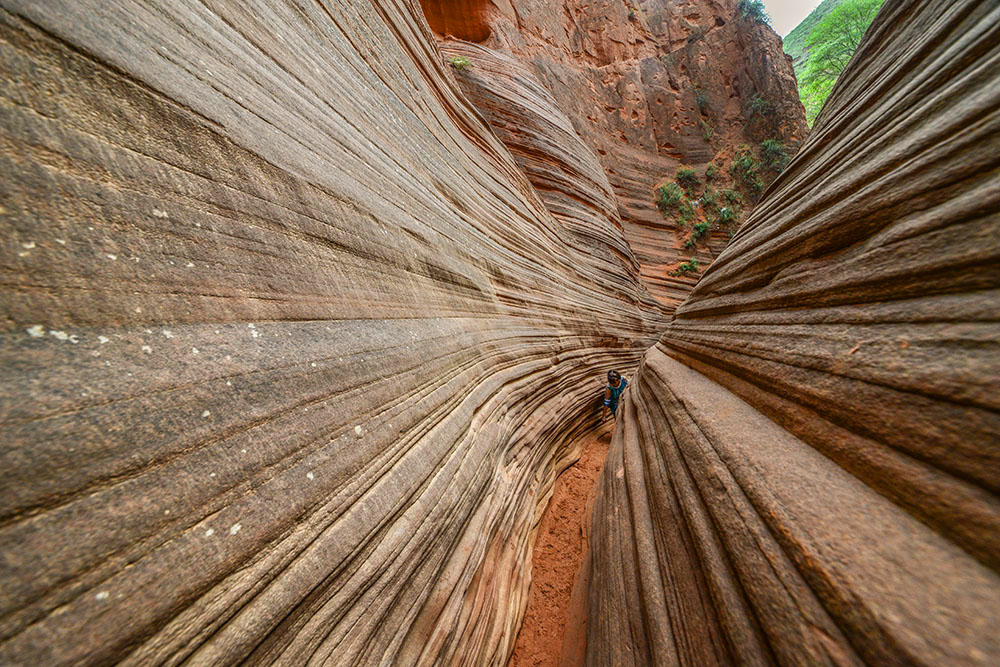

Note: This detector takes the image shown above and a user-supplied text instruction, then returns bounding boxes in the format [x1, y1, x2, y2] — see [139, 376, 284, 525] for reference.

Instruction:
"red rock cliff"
[422, 0, 808, 307]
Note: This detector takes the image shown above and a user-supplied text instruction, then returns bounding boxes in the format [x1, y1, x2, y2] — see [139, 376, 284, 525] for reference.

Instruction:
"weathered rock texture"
[582, 0, 1000, 664]
[0, 0, 667, 664]
[424, 0, 808, 306]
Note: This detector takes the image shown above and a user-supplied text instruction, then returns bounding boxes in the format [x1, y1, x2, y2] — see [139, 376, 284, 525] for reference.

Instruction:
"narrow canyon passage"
[508, 423, 614, 667]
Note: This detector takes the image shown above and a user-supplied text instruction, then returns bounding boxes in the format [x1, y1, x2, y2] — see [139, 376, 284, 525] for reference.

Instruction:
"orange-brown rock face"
[0, 1, 664, 664]
[427, 0, 808, 307]
[582, 0, 1000, 664]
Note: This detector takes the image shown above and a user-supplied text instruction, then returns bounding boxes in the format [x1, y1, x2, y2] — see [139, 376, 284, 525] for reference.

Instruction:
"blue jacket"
[604, 378, 627, 410]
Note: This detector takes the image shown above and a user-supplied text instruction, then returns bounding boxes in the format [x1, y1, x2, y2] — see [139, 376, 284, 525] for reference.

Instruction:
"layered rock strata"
[424, 0, 809, 306]
[582, 0, 1000, 663]
[0, 1, 664, 664]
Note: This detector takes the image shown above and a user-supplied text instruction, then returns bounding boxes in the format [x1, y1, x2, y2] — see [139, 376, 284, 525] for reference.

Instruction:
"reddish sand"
[508, 425, 613, 667]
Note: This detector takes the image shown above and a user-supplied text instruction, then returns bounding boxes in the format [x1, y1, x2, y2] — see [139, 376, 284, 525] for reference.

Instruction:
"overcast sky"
[764, 0, 824, 37]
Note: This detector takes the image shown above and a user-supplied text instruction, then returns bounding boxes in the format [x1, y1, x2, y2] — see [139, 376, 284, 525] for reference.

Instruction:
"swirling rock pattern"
[582, 0, 1000, 664]
[0, 0, 665, 664]
[425, 0, 809, 306]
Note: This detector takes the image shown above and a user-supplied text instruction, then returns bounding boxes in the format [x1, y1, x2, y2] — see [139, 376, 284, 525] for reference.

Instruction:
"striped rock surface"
[0, 0, 664, 664]
[581, 0, 1000, 664]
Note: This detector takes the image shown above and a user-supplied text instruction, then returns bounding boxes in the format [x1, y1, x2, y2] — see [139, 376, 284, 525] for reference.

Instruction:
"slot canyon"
[0, 0, 997, 665]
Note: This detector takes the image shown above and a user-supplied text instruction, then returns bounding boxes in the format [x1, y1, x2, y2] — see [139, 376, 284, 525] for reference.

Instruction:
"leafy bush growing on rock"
[655, 182, 684, 212]
[705, 163, 719, 181]
[760, 139, 789, 170]
[717, 206, 738, 225]
[730, 148, 764, 198]
[700, 120, 714, 141]
[692, 222, 711, 241]
[721, 188, 742, 205]
[747, 94, 774, 118]
[670, 258, 700, 276]
[695, 90, 709, 114]
[675, 166, 699, 193]
[447, 56, 471, 70]
[739, 0, 770, 25]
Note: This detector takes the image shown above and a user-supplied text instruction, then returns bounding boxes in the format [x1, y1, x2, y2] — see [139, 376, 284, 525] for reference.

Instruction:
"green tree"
[799, 0, 883, 124]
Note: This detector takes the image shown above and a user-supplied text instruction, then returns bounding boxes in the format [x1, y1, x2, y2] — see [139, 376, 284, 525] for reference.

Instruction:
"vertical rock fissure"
[507, 424, 614, 667]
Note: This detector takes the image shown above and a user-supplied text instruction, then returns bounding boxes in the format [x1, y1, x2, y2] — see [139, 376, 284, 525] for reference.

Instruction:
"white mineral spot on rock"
[306, 472, 314, 480]
[107, 254, 117, 260]
[311, 362, 316, 367]
[201, 410, 211, 418]
[22, 241, 35, 249]
[18, 251, 29, 257]
[241, 448, 247, 454]
[98, 336, 109, 344]
[226, 380, 231, 386]
[354, 425, 363, 436]
[136, 307, 142, 313]
[162, 330, 174, 338]
[95, 591, 110, 601]
[50, 330, 69, 341]
[195, 222, 201, 228]
[186, 262, 194, 268]
[225, 355, 231, 361]
[229, 523, 241, 535]
[209, 472, 216, 477]
[247, 323, 255, 328]
[142, 345, 152, 353]
[26, 325, 45, 338]
[55, 238, 66, 245]
[251, 330, 260, 338]
[164, 509, 170, 515]
[204, 528, 214, 537]
[152, 209, 169, 218]
[191, 347, 199, 355]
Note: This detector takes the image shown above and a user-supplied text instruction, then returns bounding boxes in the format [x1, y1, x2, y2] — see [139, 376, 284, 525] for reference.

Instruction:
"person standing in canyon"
[602, 370, 628, 421]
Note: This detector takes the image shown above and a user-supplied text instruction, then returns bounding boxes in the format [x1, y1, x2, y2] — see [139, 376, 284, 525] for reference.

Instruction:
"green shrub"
[739, 0, 770, 25]
[675, 166, 699, 193]
[721, 188, 742, 205]
[695, 90, 709, 114]
[747, 94, 773, 118]
[705, 163, 719, 180]
[655, 182, 684, 213]
[717, 206, 737, 225]
[692, 222, 711, 241]
[702, 187, 719, 208]
[448, 56, 471, 70]
[684, 238, 696, 250]
[670, 258, 701, 276]
[760, 138, 789, 170]
[678, 198, 696, 225]
[700, 119, 714, 141]
[730, 148, 763, 198]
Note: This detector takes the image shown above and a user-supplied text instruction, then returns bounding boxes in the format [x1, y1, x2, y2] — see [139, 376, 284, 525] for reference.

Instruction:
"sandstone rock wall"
[424, 0, 808, 306]
[0, 1, 665, 664]
[582, 0, 1000, 663]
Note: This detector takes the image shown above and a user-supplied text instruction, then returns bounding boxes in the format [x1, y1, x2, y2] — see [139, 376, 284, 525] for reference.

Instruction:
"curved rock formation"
[582, 0, 1000, 663]
[0, 0, 665, 664]
[429, 0, 809, 306]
